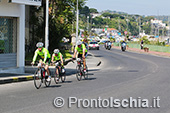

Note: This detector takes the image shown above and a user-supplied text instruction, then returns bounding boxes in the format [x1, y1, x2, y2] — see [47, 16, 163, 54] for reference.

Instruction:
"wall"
[0, 0, 25, 73]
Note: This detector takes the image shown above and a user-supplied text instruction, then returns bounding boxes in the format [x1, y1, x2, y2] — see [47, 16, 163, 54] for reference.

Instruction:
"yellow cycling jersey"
[52, 52, 63, 61]
[75, 44, 87, 54]
[32, 47, 51, 63]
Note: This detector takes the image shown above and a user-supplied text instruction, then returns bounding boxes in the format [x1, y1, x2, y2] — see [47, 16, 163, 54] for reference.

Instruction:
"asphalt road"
[1, 46, 170, 113]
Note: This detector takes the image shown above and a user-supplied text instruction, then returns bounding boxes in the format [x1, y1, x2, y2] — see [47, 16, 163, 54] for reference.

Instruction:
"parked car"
[88, 41, 99, 50]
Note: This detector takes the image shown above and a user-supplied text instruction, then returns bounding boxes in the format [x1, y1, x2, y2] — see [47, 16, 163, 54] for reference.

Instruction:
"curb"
[0, 52, 101, 85]
[0, 76, 34, 85]
[112, 46, 170, 58]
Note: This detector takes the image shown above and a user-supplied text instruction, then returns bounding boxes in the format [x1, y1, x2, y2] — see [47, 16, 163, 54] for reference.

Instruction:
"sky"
[86, 0, 170, 16]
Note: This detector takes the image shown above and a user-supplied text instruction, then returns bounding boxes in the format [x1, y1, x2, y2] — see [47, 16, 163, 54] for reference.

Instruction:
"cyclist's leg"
[77, 53, 82, 63]
[45, 58, 50, 76]
[38, 57, 44, 67]
[55, 60, 60, 75]
[83, 52, 87, 70]
[45, 64, 50, 75]
[85, 52, 88, 58]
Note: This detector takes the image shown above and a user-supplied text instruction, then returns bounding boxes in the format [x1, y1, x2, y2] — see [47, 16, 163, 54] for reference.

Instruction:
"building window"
[0, 17, 17, 54]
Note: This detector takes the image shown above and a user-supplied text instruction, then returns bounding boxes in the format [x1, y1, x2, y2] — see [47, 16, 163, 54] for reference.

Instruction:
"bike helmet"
[36, 42, 44, 48]
[76, 40, 82, 45]
[54, 49, 59, 54]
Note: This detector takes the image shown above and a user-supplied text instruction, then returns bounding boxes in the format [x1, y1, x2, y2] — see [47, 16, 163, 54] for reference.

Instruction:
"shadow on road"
[62, 81, 72, 84]
[115, 70, 139, 73]
[88, 69, 100, 72]
[87, 77, 96, 81]
[94, 55, 103, 57]
[44, 85, 62, 88]
[87, 73, 94, 76]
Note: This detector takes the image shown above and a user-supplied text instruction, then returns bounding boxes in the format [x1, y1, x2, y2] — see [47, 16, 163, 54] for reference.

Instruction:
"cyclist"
[51, 49, 65, 78]
[121, 40, 127, 45]
[31, 42, 51, 81]
[82, 38, 88, 57]
[83, 38, 88, 50]
[73, 40, 88, 72]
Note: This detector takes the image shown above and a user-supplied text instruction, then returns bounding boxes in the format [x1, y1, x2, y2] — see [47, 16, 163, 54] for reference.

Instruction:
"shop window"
[0, 17, 17, 54]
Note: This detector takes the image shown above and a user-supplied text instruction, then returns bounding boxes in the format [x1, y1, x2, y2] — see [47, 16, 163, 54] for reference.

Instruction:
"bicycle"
[32, 62, 51, 89]
[76, 58, 88, 81]
[53, 61, 66, 84]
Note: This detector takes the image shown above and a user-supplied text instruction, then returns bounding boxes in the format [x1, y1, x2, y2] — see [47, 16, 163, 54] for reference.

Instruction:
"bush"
[139, 36, 150, 44]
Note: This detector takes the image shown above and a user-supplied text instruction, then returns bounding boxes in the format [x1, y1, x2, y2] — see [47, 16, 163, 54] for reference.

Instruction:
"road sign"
[124, 31, 127, 35]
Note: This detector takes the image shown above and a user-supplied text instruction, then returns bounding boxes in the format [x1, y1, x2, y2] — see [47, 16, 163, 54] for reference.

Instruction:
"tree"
[90, 8, 98, 13]
[80, 6, 90, 17]
[48, 0, 86, 51]
[102, 12, 112, 18]
[28, 0, 87, 53]
[29, 6, 44, 52]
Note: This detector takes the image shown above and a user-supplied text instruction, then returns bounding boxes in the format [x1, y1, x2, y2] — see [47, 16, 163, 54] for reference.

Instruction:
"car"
[88, 41, 99, 50]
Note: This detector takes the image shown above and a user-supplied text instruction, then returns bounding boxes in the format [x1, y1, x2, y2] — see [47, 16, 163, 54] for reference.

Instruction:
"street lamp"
[87, 16, 89, 32]
[126, 19, 129, 33]
[76, 0, 79, 45]
[45, 0, 49, 49]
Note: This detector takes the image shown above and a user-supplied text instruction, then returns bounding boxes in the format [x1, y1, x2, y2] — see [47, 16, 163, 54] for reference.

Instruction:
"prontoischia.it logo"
[53, 97, 160, 108]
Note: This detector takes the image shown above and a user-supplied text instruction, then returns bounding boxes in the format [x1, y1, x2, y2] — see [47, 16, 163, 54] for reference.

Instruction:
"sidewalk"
[112, 46, 170, 57]
[0, 53, 101, 85]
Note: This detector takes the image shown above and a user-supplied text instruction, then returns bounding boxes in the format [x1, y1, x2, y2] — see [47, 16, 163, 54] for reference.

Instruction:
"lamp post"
[126, 18, 129, 33]
[138, 17, 141, 38]
[76, 0, 79, 45]
[45, 0, 49, 49]
[87, 16, 89, 32]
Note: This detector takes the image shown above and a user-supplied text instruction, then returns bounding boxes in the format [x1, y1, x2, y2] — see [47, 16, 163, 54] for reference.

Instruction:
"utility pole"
[158, 10, 159, 37]
[168, 16, 170, 38]
[118, 16, 121, 32]
[139, 17, 141, 38]
[87, 16, 89, 32]
[45, 0, 49, 49]
[150, 20, 153, 35]
[126, 15, 129, 33]
[76, 0, 79, 45]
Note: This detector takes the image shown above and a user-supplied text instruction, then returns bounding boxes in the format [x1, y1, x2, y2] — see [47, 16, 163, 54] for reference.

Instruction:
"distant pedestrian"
[140, 40, 144, 49]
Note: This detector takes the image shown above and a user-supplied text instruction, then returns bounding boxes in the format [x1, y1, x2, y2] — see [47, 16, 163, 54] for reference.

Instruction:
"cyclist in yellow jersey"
[73, 40, 88, 72]
[51, 49, 65, 77]
[31, 42, 51, 81]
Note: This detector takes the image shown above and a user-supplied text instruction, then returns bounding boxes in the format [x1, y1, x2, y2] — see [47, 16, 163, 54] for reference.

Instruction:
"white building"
[0, 0, 41, 73]
[91, 13, 101, 18]
[151, 19, 166, 28]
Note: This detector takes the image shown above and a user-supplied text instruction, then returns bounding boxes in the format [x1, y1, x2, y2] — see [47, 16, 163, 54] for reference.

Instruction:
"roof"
[107, 28, 117, 31]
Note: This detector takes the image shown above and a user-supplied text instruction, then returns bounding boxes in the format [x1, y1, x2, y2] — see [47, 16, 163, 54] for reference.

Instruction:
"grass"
[61, 50, 73, 60]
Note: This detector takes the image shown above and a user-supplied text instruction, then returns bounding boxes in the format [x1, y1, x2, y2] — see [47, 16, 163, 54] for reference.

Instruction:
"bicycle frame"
[54, 61, 66, 83]
[55, 61, 62, 75]
[75, 58, 85, 81]
[33, 62, 51, 89]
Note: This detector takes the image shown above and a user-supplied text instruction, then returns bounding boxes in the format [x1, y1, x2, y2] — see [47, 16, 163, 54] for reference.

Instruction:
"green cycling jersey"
[75, 44, 88, 54]
[52, 52, 64, 61]
[32, 47, 51, 63]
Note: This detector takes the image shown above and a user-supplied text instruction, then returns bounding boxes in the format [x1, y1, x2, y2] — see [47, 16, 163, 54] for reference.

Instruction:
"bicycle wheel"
[34, 68, 42, 89]
[60, 72, 66, 82]
[60, 67, 66, 82]
[76, 65, 82, 81]
[84, 65, 88, 80]
[44, 69, 51, 87]
[81, 64, 85, 76]
[54, 68, 60, 84]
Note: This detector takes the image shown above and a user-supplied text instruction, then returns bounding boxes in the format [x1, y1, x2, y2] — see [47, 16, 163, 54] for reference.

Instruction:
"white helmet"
[54, 49, 59, 54]
[36, 42, 44, 48]
[76, 40, 82, 45]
